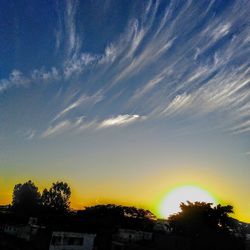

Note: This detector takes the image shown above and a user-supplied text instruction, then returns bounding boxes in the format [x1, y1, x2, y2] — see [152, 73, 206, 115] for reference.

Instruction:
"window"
[74, 237, 84, 245]
[51, 236, 62, 245]
[63, 236, 83, 246]
[63, 237, 70, 245]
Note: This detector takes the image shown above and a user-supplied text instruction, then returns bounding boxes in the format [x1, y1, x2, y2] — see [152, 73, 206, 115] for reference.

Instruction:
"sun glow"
[159, 185, 217, 218]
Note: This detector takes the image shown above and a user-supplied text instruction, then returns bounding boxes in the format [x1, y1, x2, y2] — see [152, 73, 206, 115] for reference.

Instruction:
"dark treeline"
[0, 180, 249, 250]
[11, 180, 71, 215]
[2, 181, 158, 233]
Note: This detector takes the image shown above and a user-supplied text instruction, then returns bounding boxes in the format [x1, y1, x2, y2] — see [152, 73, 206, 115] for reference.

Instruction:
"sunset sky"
[0, 0, 249, 222]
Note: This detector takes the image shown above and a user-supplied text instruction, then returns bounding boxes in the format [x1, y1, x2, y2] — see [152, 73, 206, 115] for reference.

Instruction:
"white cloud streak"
[41, 120, 72, 138]
[42, 114, 143, 138]
[53, 92, 103, 121]
[161, 93, 192, 116]
[65, 0, 80, 57]
[99, 114, 142, 128]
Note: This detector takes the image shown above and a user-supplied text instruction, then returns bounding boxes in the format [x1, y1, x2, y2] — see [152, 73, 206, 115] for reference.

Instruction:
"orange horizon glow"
[158, 185, 217, 218]
[1, 179, 249, 223]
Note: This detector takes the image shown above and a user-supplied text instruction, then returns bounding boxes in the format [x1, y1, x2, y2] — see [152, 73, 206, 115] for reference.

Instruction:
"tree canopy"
[41, 181, 71, 213]
[167, 202, 246, 250]
[168, 201, 236, 235]
[11, 180, 71, 215]
[83, 204, 156, 220]
[12, 180, 41, 215]
[77, 204, 156, 231]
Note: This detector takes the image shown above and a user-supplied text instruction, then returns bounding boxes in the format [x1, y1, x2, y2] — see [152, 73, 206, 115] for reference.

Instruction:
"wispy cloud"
[54, 0, 82, 72]
[78, 120, 96, 131]
[53, 92, 103, 121]
[131, 66, 173, 102]
[24, 129, 36, 140]
[0, 70, 30, 93]
[161, 93, 192, 116]
[0, 67, 61, 93]
[99, 114, 143, 128]
[64, 53, 98, 78]
[41, 120, 72, 138]
[53, 97, 85, 121]
[65, 0, 80, 57]
[31, 67, 60, 81]
[230, 120, 250, 134]
[41, 114, 144, 137]
[41, 116, 97, 138]
[211, 23, 231, 42]
[2, 0, 250, 140]
[99, 44, 117, 64]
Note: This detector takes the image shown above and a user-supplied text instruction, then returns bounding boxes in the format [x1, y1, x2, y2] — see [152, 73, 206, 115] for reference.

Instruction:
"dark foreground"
[0, 203, 249, 250]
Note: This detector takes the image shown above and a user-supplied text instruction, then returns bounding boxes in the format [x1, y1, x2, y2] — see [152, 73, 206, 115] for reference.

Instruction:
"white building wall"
[4, 225, 19, 237]
[49, 231, 95, 250]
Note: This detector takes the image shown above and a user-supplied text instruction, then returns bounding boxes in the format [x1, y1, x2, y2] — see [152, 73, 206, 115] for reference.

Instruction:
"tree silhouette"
[78, 204, 156, 231]
[168, 202, 245, 250]
[168, 201, 235, 235]
[83, 204, 156, 220]
[41, 181, 71, 213]
[12, 180, 41, 215]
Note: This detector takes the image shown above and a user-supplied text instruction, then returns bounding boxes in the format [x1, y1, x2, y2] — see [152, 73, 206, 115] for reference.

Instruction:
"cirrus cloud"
[99, 114, 143, 128]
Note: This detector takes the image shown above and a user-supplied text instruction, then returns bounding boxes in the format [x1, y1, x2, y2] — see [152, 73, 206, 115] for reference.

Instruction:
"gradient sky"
[0, 0, 249, 222]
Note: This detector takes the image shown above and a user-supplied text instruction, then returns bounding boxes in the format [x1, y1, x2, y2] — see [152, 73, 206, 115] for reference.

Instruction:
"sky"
[0, 0, 249, 222]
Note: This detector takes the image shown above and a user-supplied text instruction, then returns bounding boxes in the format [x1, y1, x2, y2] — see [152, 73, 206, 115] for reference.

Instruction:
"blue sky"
[0, 0, 249, 220]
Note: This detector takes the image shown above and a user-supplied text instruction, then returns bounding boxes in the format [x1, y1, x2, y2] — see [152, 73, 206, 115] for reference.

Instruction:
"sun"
[159, 185, 217, 218]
